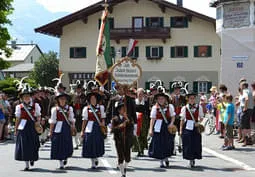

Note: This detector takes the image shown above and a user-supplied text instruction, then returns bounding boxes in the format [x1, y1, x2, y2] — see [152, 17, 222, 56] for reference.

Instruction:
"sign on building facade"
[223, 2, 250, 28]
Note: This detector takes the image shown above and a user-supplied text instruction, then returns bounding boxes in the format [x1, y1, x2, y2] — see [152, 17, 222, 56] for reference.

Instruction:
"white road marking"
[203, 147, 255, 171]
[100, 158, 117, 174]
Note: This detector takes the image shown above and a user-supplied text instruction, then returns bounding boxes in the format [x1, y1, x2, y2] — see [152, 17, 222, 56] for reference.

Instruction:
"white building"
[36, 0, 221, 94]
[211, 0, 255, 93]
[1, 41, 43, 78]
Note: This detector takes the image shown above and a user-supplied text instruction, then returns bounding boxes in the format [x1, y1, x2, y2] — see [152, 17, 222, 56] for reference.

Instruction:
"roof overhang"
[35, 0, 216, 38]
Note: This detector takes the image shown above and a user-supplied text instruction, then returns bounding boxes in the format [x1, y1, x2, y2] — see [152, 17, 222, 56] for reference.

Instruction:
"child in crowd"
[222, 95, 235, 150]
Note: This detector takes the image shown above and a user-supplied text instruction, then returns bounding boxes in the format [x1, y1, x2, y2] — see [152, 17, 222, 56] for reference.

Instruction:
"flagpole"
[102, 0, 112, 91]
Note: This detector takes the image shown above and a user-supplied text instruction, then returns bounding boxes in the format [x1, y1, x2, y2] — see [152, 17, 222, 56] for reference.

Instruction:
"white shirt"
[180, 104, 204, 121]
[15, 102, 41, 119]
[49, 105, 75, 124]
[82, 104, 106, 121]
[150, 104, 176, 119]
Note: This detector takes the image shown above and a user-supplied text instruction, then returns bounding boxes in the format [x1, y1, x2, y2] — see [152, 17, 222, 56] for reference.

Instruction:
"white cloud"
[36, 0, 215, 18]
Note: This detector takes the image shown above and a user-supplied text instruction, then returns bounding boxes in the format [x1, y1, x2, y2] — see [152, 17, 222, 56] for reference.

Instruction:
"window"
[193, 81, 212, 94]
[98, 17, 114, 29]
[171, 16, 188, 28]
[70, 47, 87, 58]
[194, 46, 212, 57]
[31, 56, 33, 63]
[121, 46, 139, 59]
[146, 46, 163, 59]
[171, 46, 188, 58]
[145, 17, 164, 27]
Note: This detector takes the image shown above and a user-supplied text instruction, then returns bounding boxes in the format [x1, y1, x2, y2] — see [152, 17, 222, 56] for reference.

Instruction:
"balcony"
[110, 27, 171, 43]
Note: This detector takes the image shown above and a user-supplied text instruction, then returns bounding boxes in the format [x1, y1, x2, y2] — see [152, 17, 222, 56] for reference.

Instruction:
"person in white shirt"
[180, 92, 204, 168]
[148, 92, 176, 168]
[49, 92, 75, 169]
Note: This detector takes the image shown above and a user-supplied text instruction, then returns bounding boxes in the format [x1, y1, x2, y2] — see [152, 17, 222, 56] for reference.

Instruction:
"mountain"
[7, 0, 68, 53]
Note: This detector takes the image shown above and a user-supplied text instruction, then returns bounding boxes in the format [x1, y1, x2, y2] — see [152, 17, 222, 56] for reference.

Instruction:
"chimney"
[11, 40, 17, 49]
[177, 0, 183, 7]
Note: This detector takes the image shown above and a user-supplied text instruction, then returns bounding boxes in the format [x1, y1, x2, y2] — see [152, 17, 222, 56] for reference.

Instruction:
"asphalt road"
[1, 132, 255, 177]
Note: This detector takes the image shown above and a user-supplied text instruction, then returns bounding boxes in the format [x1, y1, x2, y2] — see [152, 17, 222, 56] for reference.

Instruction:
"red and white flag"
[127, 39, 138, 57]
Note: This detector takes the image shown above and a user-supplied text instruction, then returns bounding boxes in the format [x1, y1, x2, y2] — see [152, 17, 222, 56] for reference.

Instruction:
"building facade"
[36, 0, 220, 94]
[211, 0, 255, 94]
[1, 42, 43, 78]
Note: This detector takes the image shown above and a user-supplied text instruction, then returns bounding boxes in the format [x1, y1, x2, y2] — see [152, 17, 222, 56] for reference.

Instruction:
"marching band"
[11, 76, 208, 176]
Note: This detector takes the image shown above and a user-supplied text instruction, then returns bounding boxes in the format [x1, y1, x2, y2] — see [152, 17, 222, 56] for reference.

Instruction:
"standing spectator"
[222, 95, 235, 150]
[240, 82, 254, 146]
[0, 95, 6, 142]
[217, 95, 227, 139]
[235, 88, 243, 142]
[251, 82, 255, 138]
[1, 93, 12, 140]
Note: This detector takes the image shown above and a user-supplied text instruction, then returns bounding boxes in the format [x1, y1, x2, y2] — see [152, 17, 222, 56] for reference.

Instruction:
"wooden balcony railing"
[110, 27, 171, 41]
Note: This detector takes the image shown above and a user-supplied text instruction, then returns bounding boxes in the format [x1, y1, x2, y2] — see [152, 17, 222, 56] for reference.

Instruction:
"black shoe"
[30, 161, 34, 166]
[24, 167, 30, 171]
[121, 175, 126, 177]
[95, 160, 99, 166]
[74, 145, 78, 150]
[59, 166, 64, 170]
[63, 160, 67, 166]
[91, 166, 96, 169]
[160, 165, 165, 168]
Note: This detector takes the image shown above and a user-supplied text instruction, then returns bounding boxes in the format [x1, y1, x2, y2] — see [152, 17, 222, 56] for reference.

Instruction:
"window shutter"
[171, 47, 175, 58]
[111, 47, 115, 58]
[145, 82, 150, 90]
[207, 82, 212, 94]
[207, 46, 212, 57]
[159, 47, 163, 58]
[135, 47, 139, 58]
[193, 81, 198, 93]
[82, 47, 87, 58]
[170, 17, 175, 27]
[184, 46, 188, 57]
[159, 17, 164, 27]
[70, 48, 74, 58]
[121, 47, 127, 57]
[169, 82, 174, 93]
[146, 46, 151, 58]
[194, 46, 198, 57]
[98, 19, 102, 30]
[184, 17, 188, 28]
[145, 18, 150, 27]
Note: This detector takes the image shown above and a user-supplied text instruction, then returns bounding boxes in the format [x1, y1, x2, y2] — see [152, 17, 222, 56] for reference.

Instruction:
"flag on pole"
[95, 3, 112, 86]
[127, 39, 138, 57]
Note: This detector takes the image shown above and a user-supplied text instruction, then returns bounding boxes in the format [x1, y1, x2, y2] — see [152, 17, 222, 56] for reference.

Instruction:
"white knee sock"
[25, 161, 29, 168]
[91, 158, 96, 167]
[59, 160, 64, 167]
[124, 162, 128, 168]
[160, 160, 164, 166]
[119, 163, 125, 175]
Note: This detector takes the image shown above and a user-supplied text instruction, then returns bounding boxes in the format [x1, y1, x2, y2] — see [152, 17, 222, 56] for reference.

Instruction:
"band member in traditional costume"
[111, 101, 133, 177]
[133, 88, 150, 157]
[14, 85, 41, 171]
[180, 93, 204, 168]
[72, 84, 86, 149]
[148, 92, 176, 168]
[171, 83, 186, 153]
[49, 92, 75, 169]
[81, 91, 105, 169]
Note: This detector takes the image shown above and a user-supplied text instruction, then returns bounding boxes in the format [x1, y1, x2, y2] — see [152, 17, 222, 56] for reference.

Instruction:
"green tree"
[0, 0, 13, 69]
[31, 51, 59, 87]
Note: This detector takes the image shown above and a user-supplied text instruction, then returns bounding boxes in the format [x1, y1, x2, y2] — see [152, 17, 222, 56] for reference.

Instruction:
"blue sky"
[8, 0, 216, 54]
